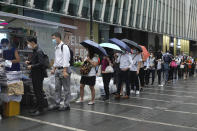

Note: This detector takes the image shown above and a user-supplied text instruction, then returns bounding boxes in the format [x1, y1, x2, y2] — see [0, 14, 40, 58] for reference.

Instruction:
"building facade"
[0, 0, 197, 56]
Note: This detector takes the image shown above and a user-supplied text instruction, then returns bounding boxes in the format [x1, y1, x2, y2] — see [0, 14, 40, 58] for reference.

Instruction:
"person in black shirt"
[25, 37, 48, 116]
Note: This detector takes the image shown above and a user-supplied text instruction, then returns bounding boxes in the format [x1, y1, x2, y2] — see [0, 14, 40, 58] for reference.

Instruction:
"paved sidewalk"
[1, 77, 197, 131]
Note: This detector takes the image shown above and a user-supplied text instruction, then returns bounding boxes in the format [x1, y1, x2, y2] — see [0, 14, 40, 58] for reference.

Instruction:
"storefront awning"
[0, 11, 78, 30]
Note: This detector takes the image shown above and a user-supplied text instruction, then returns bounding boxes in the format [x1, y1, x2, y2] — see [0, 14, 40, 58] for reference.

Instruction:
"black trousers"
[157, 69, 162, 85]
[145, 69, 155, 84]
[102, 73, 112, 98]
[145, 69, 150, 85]
[31, 70, 46, 111]
[117, 70, 130, 96]
[139, 68, 145, 87]
[130, 71, 140, 91]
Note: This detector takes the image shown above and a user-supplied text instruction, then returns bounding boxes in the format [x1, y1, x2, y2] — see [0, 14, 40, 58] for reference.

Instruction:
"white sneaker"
[136, 91, 140, 95]
[76, 100, 83, 103]
[130, 90, 135, 94]
[158, 84, 164, 87]
[88, 101, 95, 105]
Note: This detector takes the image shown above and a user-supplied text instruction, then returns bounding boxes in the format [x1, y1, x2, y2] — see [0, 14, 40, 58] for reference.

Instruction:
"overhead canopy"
[0, 11, 78, 30]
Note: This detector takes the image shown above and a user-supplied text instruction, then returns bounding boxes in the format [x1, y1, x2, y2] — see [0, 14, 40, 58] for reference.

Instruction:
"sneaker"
[58, 106, 70, 111]
[103, 96, 109, 101]
[130, 90, 135, 94]
[158, 84, 164, 87]
[136, 91, 140, 95]
[115, 94, 120, 99]
[88, 101, 95, 105]
[122, 95, 129, 99]
[76, 100, 83, 103]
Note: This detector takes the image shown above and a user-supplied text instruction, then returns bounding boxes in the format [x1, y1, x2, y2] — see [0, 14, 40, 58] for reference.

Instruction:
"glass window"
[142, 0, 148, 29]
[34, 0, 47, 10]
[104, 0, 113, 22]
[94, 0, 103, 20]
[122, 0, 130, 25]
[152, 0, 157, 31]
[129, 0, 136, 27]
[157, 0, 161, 32]
[82, 0, 90, 18]
[136, 0, 142, 28]
[68, 0, 80, 16]
[52, 0, 64, 13]
[113, 0, 121, 24]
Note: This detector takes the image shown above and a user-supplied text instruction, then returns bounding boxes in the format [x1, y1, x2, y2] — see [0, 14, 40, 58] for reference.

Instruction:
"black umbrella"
[122, 39, 142, 52]
[80, 40, 108, 56]
[109, 38, 131, 52]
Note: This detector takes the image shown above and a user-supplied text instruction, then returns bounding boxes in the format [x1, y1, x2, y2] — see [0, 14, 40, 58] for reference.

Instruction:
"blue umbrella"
[100, 43, 122, 52]
[122, 39, 142, 52]
[80, 40, 108, 56]
[109, 38, 131, 52]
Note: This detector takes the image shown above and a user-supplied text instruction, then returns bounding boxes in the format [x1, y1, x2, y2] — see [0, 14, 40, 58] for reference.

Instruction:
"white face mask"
[2, 46, 8, 50]
[52, 39, 57, 45]
[28, 44, 33, 49]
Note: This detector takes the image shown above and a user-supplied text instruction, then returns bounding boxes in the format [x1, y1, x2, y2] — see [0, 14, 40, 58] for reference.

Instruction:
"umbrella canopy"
[109, 38, 131, 52]
[80, 40, 108, 56]
[100, 43, 122, 52]
[140, 45, 150, 61]
[122, 39, 142, 52]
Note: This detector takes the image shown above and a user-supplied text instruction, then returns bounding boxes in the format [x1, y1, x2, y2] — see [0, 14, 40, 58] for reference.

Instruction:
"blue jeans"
[163, 63, 170, 83]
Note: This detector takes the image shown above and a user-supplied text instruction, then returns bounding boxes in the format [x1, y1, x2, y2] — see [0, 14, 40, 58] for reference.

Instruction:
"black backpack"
[163, 54, 172, 63]
[61, 44, 74, 66]
[42, 52, 50, 69]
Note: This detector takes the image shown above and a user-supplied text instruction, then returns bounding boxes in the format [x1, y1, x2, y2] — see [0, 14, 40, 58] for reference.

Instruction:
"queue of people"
[1, 33, 197, 117]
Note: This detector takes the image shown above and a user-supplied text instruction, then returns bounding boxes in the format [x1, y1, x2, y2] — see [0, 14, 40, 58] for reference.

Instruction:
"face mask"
[132, 49, 137, 54]
[52, 39, 57, 45]
[28, 44, 33, 49]
[2, 46, 8, 50]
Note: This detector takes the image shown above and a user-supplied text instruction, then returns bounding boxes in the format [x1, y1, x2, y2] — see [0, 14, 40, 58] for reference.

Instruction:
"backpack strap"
[61, 44, 64, 52]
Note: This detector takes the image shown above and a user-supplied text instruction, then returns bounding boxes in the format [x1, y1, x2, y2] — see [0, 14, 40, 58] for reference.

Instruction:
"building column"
[110, 0, 116, 23]
[100, 0, 107, 22]
[61, 0, 70, 14]
[145, 0, 150, 30]
[132, 0, 139, 27]
[118, 0, 124, 25]
[139, 0, 145, 28]
[26, 0, 35, 8]
[77, 0, 84, 17]
[126, 0, 132, 26]
[155, 0, 159, 32]
[159, 0, 163, 32]
[150, 0, 155, 31]
[46, 0, 54, 12]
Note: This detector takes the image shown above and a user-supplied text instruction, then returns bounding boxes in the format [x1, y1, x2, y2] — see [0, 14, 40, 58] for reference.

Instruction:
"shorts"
[80, 76, 96, 86]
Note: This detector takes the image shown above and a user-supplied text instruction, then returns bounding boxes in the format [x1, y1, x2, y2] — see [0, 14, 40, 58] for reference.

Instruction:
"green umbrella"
[100, 43, 122, 52]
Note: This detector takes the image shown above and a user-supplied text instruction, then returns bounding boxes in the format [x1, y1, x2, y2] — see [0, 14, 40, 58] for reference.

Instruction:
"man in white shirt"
[115, 51, 133, 99]
[51, 32, 71, 111]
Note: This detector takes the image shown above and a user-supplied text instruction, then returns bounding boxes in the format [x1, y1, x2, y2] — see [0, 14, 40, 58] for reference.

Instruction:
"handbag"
[105, 66, 114, 73]
[80, 61, 93, 75]
[180, 64, 184, 69]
